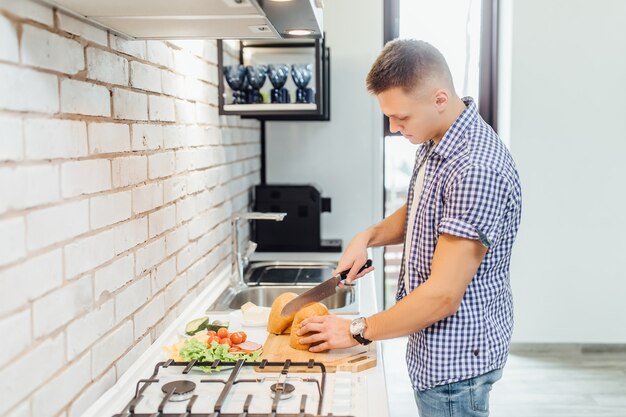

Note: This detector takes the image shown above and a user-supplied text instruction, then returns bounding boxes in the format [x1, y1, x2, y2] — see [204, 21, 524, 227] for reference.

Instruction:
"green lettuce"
[178, 339, 262, 373]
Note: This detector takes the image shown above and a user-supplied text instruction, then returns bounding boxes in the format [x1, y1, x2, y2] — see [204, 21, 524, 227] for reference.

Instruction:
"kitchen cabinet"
[218, 37, 330, 121]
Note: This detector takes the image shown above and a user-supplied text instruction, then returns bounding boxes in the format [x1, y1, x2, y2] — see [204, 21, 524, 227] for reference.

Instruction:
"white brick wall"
[0, 217, 25, 266]
[0, 63, 58, 113]
[114, 277, 151, 323]
[32, 274, 93, 337]
[86, 47, 129, 85]
[66, 300, 115, 359]
[130, 61, 162, 93]
[112, 155, 147, 187]
[148, 151, 176, 179]
[0, 2, 261, 416]
[147, 40, 173, 68]
[24, 118, 88, 160]
[132, 123, 163, 150]
[0, 333, 64, 415]
[114, 217, 148, 255]
[90, 190, 132, 229]
[60, 79, 111, 117]
[113, 88, 148, 120]
[88, 122, 131, 154]
[132, 182, 164, 214]
[91, 321, 133, 377]
[68, 367, 115, 417]
[31, 352, 91, 417]
[0, 309, 31, 368]
[61, 159, 111, 197]
[26, 200, 89, 251]
[64, 229, 115, 278]
[58, 13, 108, 46]
[0, 15, 18, 63]
[94, 254, 134, 299]
[148, 94, 176, 121]
[20, 25, 84, 74]
[0, 116, 22, 161]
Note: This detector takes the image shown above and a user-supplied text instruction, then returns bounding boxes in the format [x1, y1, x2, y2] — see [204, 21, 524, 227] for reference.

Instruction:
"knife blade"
[280, 259, 372, 317]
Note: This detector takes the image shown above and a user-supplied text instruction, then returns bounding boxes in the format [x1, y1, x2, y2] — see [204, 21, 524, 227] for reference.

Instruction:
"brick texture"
[0, 2, 260, 416]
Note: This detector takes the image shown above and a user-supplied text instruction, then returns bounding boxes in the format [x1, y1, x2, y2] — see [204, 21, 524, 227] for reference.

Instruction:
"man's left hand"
[297, 315, 359, 353]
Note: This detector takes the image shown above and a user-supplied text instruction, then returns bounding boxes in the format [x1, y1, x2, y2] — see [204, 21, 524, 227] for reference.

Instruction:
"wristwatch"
[350, 317, 372, 345]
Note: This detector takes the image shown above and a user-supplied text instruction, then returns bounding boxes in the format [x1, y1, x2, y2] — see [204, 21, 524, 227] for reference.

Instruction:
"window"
[382, 0, 498, 308]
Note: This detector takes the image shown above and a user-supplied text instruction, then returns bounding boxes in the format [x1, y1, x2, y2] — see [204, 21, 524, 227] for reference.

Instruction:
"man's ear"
[434, 89, 449, 111]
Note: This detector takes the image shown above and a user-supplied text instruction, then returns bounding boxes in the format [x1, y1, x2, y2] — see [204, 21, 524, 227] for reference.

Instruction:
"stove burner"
[161, 380, 196, 402]
[270, 382, 295, 400]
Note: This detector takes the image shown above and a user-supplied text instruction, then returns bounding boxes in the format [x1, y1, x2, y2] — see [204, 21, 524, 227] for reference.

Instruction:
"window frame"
[382, 0, 499, 135]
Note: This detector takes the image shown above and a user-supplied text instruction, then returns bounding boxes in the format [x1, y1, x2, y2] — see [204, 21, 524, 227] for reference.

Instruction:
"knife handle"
[338, 259, 373, 283]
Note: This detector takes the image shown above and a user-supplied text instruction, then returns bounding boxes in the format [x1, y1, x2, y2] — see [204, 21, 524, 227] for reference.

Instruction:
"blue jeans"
[414, 369, 502, 417]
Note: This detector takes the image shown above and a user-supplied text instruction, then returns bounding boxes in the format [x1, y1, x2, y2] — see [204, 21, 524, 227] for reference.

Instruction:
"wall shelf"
[217, 37, 330, 121]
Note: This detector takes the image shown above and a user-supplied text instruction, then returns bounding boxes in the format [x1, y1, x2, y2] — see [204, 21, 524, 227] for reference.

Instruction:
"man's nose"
[389, 118, 401, 133]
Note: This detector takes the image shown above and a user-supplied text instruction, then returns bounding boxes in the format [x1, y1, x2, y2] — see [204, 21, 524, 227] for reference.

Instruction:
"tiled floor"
[382, 338, 626, 417]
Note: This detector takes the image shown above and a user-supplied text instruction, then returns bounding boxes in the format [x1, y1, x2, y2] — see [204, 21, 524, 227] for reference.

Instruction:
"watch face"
[350, 318, 365, 335]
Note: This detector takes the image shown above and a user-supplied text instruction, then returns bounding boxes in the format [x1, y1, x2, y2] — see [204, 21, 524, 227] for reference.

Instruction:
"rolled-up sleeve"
[437, 165, 511, 248]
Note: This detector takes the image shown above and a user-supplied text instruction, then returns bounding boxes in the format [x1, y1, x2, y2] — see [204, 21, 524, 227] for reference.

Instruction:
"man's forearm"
[362, 234, 488, 340]
[364, 280, 454, 340]
[363, 204, 406, 247]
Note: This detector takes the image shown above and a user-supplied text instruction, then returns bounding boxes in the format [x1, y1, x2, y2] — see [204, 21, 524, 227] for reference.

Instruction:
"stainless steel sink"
[207, 261, 359, 315]
[243, 261, 337, 286]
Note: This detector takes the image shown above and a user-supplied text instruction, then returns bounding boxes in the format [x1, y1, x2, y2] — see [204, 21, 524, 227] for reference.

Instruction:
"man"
[297, 39, 522, 416]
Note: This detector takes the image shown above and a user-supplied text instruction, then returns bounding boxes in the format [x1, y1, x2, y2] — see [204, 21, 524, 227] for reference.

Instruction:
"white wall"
[0, 1, 260, 415]
[265, 0, 385, 303]
[502, 0, 626, 343]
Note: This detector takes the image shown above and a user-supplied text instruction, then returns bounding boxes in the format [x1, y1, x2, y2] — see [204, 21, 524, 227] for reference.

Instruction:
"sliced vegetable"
[206, 320, 229, 332]
[176, 339, 262, 373]
[185, 317, 209, 336]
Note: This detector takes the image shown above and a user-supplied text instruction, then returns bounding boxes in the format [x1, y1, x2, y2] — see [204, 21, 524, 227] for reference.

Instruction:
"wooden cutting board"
[257, 334, 377, 373]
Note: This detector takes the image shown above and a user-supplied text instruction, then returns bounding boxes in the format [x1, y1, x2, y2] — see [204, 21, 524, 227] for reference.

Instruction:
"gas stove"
[111, 358, 356, 417]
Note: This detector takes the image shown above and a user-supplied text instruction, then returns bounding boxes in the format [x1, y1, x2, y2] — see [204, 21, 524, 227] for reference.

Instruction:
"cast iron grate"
[112, 358, 354, 417]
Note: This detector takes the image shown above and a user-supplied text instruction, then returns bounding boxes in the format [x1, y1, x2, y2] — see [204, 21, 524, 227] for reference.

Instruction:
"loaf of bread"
[289, 302, 329, 351]
[267, 292, 298, 334]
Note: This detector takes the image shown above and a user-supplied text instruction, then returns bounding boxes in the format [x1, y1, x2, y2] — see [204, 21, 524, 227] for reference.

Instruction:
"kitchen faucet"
[231, 211, 287, 285]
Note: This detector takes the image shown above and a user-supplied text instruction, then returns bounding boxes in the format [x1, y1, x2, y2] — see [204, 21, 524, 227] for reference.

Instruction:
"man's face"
[377, 86, 442, 145]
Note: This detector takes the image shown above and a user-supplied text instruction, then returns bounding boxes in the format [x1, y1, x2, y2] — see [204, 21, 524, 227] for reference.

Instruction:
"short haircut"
[366, 39, 455, 95]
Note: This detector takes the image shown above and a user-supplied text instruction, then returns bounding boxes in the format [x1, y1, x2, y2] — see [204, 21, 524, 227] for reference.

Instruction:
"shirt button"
[473, 349, 479, 356]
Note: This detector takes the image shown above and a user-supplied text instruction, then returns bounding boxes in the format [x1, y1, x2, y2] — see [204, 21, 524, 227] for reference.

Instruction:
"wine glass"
[246, 65, 268, 104]
[291, 64, 315, 103]
[223, 65, 247, 104]
[268, 64, 290, 103]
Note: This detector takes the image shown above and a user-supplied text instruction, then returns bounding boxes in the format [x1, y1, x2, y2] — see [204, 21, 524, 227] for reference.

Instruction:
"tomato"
[240, 331, 247, 343]
[229, 332, 243, 345]
[217, 328, 229, 339]
[207, 330, 217, 337]
[207, 335, 220, 346]
[219, 337, 232, 346]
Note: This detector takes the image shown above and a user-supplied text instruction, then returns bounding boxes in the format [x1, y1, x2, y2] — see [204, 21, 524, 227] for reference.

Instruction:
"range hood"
[37, 0, 323, 40]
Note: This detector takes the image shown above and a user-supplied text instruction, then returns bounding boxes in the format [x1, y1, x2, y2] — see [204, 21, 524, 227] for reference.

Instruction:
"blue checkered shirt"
[397, 97, 522, 391]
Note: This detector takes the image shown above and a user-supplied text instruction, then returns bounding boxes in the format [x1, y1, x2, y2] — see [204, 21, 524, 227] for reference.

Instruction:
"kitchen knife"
[280, 259, 372, 317]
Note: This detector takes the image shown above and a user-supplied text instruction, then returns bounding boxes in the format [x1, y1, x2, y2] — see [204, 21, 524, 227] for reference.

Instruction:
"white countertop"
[84, 257, 389, 417]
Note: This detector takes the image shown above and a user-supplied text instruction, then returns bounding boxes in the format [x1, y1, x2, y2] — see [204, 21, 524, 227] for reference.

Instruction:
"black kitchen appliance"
[253, 184, 341, 252]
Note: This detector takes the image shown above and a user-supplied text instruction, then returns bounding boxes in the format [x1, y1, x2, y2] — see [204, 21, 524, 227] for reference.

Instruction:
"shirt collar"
[431, 96, 478, 160]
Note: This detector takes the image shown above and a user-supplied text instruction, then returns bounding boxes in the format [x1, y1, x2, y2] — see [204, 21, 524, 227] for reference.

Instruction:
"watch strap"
[353, 333, 372, 345]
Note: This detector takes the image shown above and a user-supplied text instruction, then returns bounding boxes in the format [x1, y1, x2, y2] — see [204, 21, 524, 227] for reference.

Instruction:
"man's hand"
[334, 231, 375, 285]
[297, 315, 359, 353]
